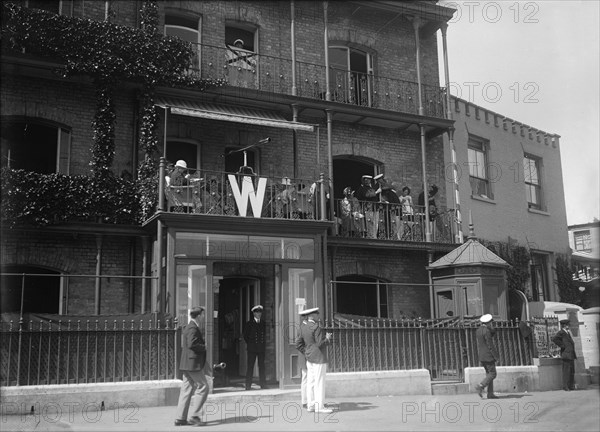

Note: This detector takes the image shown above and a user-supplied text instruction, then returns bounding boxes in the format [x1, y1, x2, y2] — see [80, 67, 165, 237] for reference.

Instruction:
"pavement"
[1, 385, 599, 432]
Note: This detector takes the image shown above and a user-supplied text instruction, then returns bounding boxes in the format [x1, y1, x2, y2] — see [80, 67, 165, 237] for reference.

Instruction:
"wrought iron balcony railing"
[188, 43, 446, 118]
[335, 199, 459, 244]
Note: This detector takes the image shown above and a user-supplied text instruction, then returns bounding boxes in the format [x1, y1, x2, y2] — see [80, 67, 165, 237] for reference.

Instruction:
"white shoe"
[307, 406, 314, 412]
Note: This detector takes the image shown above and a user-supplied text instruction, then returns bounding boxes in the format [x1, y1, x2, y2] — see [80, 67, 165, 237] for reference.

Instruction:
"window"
[523, 154, 543, 210]
[26, 0, 60, 14]
[1, 118, 71, 174]
[166, 139, 200, 171]
[574, 230, 592, 252]
[328, 46, 374, 106]
[165, 14, 200, 70]
[530, 253, 550, 301]
[335, 276, 388, 318]
[224, 24, 258, 88]
[0, 266, 61, 314]
[467, 136, 492, 199]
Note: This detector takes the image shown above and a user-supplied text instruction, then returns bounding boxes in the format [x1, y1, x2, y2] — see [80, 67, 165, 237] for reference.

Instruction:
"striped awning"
[155, 98, 316, 132]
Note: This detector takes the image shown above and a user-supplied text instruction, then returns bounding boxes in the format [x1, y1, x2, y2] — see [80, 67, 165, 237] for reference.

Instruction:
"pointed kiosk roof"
[427, 212, 509, 270]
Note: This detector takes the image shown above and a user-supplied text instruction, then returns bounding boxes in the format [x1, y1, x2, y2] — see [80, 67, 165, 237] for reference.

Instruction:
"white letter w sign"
[227, 174, 268, 217]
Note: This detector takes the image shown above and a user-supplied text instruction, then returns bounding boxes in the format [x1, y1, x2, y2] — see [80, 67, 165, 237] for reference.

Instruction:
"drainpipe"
[412, 16, 431, 243]
[323, 1, 331, 101]
[290, 0, 297, 96]
[441, 23, 463, 243]
[128, 238, 136, 313]
[157, 158, 166, 314]
[95, 234, 103, 315]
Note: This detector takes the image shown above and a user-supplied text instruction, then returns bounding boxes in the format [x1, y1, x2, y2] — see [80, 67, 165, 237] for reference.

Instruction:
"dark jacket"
[243, 318, 266, 352]
[476, 324, 499, 363]
[295, 319, 330, 364]
[552, 329, 577, 360]
[179, 321, 206, 371]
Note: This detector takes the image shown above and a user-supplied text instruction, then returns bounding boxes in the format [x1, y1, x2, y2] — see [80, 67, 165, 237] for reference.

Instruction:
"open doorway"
[333, 158, 376, 201]
[214, 277, 260, 389]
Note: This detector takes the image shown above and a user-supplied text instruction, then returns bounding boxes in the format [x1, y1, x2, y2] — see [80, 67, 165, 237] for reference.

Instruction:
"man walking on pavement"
[475, 313, 499, 399]
[243, 304, 267, 390]
[295, 307, 333, 413]
[552, 318, 577, 391]
[174, 306, 209, 427]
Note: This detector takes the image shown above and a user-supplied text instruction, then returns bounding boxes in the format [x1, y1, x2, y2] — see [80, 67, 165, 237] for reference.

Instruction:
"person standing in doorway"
[174, 306, 209, 427]
[552, 318, 577, 391]
[295, 307, 333, 413]
[474, 313, 499, 399]
[243, 305, 267, 390]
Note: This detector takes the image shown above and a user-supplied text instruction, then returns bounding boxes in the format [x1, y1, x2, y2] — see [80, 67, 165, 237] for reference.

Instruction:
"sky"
[436, 0, 600, 226]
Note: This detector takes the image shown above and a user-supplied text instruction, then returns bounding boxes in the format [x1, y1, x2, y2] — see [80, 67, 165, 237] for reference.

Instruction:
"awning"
[155, 98, 316, 132]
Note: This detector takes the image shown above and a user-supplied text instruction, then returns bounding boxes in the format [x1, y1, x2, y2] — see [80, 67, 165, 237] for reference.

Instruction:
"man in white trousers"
[295, 307, 333, 413]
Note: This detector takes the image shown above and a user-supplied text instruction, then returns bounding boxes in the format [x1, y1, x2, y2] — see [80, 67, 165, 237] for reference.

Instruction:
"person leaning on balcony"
[355, 175, 379, 238]
[168, 160, 190, 187]
[399, 186, 415, 239]
[474, 314, 500, 400]
[295, 307, 333, 413]
[174, 306, 209, 427]
[552, 319, 577, 391]
[243, 305, 267, 390]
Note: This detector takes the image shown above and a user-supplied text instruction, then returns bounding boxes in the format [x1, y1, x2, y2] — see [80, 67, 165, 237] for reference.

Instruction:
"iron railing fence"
[335, 200, 459, 243]
[323, 317, 537, 382]
[190, 43, 447, 118]
[0, 318, 180, 387]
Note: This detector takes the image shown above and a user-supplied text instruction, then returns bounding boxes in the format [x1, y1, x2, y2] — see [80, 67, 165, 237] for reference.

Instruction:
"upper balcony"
[184, 43, 447, 119]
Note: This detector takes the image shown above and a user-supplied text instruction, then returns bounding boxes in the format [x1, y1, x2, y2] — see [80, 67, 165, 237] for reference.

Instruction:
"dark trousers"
[245, 350, 266, 388]
[480, 361, 497, 396]
[562, 359, 575, 390]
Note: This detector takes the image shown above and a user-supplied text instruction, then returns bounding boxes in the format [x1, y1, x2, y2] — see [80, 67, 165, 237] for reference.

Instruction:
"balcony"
[158, 166, 459, 245]
[188, 43, 447, 119]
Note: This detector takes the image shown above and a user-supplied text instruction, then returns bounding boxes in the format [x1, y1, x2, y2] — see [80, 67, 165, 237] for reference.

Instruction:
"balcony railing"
[191, 43, 446, 118]
[335, 199, 459, 244]
[162, 167, 324, 221]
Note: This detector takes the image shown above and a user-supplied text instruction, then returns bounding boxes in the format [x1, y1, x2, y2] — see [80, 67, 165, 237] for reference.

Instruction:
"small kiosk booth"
[428, 226, 510, 320]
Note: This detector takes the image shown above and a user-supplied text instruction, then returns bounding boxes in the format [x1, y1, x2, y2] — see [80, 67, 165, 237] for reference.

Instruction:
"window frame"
[164, 12, 201, 71]
[328, 44, 375, 106]
[523, 153, 544, 210]
[1, 116, 71, 174]
[166, 138, 201, 172]
[467, 135, 493, 199]
[574, 230, 592, 252]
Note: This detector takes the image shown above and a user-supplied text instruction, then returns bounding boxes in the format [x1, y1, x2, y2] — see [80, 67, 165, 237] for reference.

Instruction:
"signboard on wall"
[531, 317, 561, 357]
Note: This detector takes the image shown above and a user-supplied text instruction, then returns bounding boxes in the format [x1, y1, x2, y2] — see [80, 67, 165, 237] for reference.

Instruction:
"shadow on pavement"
[333, 402, 376, 412]
[205, 415, 272, 425]
[487, 393, 534, 399]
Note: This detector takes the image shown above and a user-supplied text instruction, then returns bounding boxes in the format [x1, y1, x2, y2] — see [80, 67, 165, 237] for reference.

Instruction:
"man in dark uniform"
[243, 304, 267, 390]
[552, 318, 577, 391]
[474, 313, 499, 399]
[174, 306, 209, 427]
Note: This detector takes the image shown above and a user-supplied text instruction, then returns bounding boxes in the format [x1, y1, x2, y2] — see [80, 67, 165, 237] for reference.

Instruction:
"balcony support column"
[291, 0, 297, 96]
[326, 110, 335, 229]
[94, 234, 103, 315]
[323, 1, 331, 101]
[412, 17, 431, 242]
[157, 220, 164, 315]
[441, 23, 463, 243]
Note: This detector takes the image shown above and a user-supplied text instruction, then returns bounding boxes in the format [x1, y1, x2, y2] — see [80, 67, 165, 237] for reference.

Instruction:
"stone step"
[431, 382, 470, 395]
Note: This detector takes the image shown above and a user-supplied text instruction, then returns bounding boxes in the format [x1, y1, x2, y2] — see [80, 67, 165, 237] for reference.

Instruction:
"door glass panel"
[287, 268, 314, 343]
[176, 264, 207, 326]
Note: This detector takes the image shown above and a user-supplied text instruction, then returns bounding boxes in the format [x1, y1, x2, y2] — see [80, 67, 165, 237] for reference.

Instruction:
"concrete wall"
[325, 370, 432, 397]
